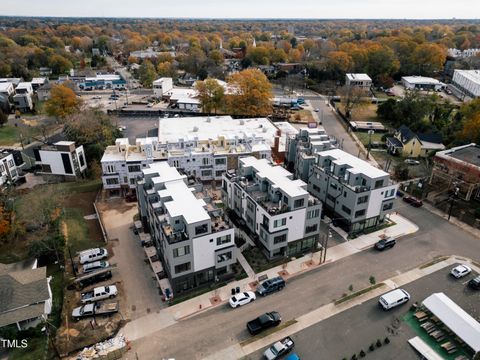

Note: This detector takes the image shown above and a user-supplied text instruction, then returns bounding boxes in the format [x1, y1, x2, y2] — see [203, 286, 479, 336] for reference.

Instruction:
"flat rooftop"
[402, 76, 442, 85]
[346, 73, 372, 81]
[319, 149, 389, 178]
[158, 116, 294, 151]
[240, 156, 308, 198]
[437, 144, 480, 167]
[145, 162, 210, 224]
[454, 69, 480, 85]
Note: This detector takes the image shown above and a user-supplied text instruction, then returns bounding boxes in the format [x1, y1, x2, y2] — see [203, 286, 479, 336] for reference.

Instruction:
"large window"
[274, 218, 286, 228]
[174, 262, 191, 274]
[383, 203, 393, 211]
[195, 224, 208, 235]
[374, 179, 384, 189]
[341, 205, 351, 215]
[357, 195, 368, 205]
[273, 234, 287, 244]
[216, 234, 231, 245]
[294, 198, 305, 208]
[305, 224, 318, 233]
[307, 209, 320, 219]
[217, 251, 232, 263]
[106, 178, 119, 185]
[215, 158, 226, 165]
[201, 170, 212, 177]
[128, 164, 141, 172]
[173, 245, 190, 258]
[355, 209, 366, 218]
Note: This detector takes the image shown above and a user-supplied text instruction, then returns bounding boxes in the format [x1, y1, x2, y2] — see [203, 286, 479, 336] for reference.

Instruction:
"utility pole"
[447, 186, 460, 221]
[367, 130, 374, 159]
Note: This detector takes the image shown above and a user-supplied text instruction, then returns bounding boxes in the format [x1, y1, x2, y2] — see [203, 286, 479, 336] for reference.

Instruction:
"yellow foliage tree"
[45, 84, 81, 120]
[226, 69, 272, 117]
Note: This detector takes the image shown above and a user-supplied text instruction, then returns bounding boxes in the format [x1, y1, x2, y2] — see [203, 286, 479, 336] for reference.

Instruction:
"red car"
[403, 196, 423, 207]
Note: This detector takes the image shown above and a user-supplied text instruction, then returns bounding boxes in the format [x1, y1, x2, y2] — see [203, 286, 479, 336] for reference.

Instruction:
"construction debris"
[73, 334, 129, 360]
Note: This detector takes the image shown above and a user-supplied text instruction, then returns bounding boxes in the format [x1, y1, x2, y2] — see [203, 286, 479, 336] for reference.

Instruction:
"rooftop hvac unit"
[206, 117, 211, 123]
[262, 128, 267, 133]
[239, 119, 245, 125]
[193, 126, 199, 132]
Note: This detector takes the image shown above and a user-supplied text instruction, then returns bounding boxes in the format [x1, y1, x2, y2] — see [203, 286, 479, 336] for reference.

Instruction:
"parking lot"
[246, 264, 479, 360]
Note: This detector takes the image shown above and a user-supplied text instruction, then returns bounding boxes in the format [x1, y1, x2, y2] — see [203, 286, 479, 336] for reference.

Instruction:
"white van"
[378, 289, 411, 310]
[79, 248, 108, 264]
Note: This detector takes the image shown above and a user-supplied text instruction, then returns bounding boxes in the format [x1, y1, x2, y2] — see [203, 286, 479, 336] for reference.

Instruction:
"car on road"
[256, 276, 285, 296]
[314, 108, 320, 112]
[467, 275, 480, 290]
[404, 159, 420, 165]
[92, 95, 102, 100]
[403, 196, 423, 207]
[445, 88, 453, 95]
[378, 288, 410, 310]
[450, 264, 472, 279]
[263, 336, 295, 360]
[229, 291, 256, 308]
[285, 354, 300, 360]
[147, 103, 154, 108]
[83, 261, 110, 274]
[81, 285, 118, 303]
[374, 237, 396, 251]
[247, 311, 281, 335]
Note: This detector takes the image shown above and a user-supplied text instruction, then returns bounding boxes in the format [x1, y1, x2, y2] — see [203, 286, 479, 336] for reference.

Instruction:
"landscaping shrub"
[359, 350, 366, 357]
[376, 339, 382, 348]
[384, 337, 390, 344]
[369, 343, 375, 351]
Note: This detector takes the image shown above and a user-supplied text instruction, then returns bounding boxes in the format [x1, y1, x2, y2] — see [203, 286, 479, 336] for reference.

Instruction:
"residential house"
[386, 125, 445, 158]
[222, 156, 322, 260]
[346, 73, 372, 89]
[33, 141, 87, 181]
[0, 261, 52, 330]
[0, 149, 25, 187]
[137, 162, 236, 295]
[153, 77, 173, 98]
[308, 149, 398, 234]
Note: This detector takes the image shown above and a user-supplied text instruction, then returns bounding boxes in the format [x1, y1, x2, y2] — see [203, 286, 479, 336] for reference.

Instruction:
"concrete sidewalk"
[122, 213, 417, 341]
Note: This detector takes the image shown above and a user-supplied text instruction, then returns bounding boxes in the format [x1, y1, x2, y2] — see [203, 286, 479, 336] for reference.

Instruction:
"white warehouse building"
[452, 69, 480, 98]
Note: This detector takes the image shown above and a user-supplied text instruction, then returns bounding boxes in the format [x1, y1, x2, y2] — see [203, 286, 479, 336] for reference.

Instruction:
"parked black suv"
[374, 237, 396, 251]
[256, 276, 285, 296]
[468, 276, 480, 290]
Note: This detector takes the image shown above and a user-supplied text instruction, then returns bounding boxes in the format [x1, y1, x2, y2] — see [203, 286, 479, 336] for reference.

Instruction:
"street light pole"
[447, 186, 460, 221]
[367, 130, 374, 159]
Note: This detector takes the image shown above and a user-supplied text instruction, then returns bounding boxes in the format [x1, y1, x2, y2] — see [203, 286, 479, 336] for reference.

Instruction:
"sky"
[1, 0, 479, 19]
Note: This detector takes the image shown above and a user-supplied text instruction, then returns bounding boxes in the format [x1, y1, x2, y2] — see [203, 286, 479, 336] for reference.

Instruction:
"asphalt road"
[129, 199, 480, 360]
[247, 265, 480, 360]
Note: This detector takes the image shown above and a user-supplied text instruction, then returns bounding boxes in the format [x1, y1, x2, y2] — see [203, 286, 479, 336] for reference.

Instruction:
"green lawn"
[9, 335, 47, 360]
[55, 179, 102, 194]
[64, 207, 98, 253]
[0, 125, 20, 146]
[354, 131, 385, 147]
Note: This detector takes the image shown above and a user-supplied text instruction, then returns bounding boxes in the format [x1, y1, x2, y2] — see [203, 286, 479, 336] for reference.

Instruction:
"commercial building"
[452, 69, 480, 98]
[401, 76, 444, 91]
[0, 261, 52, 330]
[222, 157, 322, 260]
[285, 127, 337, 182]
[386, 125, 445, 158]
[0, 149, 25, 187]
[77, 74, 126, 91]
[345, 73, 372, 89]
[153, 77, 173, 98]
[308, 149, 397, 234]
[447, 48, 480, 59]
[33, 141, 87, 181]
[13, 82, 34, 112]
[430, 143, 480, 201]
[137, 162, 236, 295]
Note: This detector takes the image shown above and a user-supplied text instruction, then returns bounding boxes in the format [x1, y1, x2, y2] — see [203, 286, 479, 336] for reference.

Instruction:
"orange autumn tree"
[45, 84, 82, 121]
[226, 69, 272, 117]
[0, 205, 11, 241]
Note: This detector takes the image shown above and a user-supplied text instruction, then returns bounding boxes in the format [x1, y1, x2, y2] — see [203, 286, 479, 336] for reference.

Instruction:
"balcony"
[308, 196, 321, 207]
[162, 224, 189, 244]
[258, 199, 290, 216]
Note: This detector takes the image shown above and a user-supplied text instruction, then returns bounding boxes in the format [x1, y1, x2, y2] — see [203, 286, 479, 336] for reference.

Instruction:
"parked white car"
[81, 285, 118, 303]
[79, 248, 108, 264]
[450, 264, 472, 279]
[404, 159, 420, 165]
[229, 291, 256, 308]
[83, 261, 110, 274]
[378, 288, 410, 310]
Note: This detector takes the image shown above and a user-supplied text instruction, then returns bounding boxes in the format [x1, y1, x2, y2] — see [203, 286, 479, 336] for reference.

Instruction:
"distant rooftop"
[318, 149, 389, 178]
[346, 73, 372, 81]
[454, 69, 480, 85]
[240, 156, 308, 198]
[402, 76, 443, 85]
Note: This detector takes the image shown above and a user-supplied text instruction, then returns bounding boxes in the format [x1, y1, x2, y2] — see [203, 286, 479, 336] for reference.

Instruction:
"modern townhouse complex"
[0, 149, 25, 187]
[33, 141, 87, 181]
[308, 149, 398, 234]
[137, 162, 236, 294]
[452, 69, 480, 98]
[13, 82, 34, 112]
[285, 127, 337, 182]
[222, 156, 322, 260]
[101, 117, 298, 196]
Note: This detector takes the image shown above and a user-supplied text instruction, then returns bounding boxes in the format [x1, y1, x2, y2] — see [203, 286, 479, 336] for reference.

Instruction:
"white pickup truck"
[81, 285, 118, 304]
[72, 300, 119, 321]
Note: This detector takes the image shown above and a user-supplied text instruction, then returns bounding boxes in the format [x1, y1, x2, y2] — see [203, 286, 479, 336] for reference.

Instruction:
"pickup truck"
[81, 285, 118, 304]
[72, 300, 119, 321]
[263, 336, 295, 360]
[247, 311, 281, 335]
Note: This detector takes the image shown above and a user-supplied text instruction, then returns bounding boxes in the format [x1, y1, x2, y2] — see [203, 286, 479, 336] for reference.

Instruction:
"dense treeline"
[0, 18, 479, 83]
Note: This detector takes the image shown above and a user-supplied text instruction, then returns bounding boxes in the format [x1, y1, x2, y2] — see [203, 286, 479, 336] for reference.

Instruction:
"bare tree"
[338, 86, 369, 119]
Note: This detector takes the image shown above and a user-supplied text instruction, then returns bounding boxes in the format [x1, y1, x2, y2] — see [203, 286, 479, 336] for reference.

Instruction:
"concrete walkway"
[236, 251, 255, 279]
[206, 255, 478, 360]
[122, 213, 417, 341]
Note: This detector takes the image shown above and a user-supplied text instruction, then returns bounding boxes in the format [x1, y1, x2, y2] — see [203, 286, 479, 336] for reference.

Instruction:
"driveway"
[98, 199, 166, 321]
